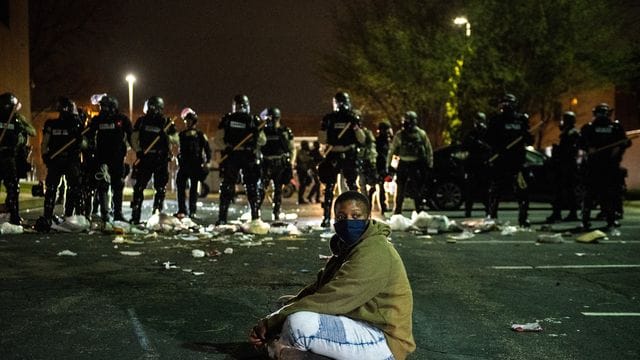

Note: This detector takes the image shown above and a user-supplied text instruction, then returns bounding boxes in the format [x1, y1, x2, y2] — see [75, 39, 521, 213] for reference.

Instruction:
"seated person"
[249, 191, 415, 360]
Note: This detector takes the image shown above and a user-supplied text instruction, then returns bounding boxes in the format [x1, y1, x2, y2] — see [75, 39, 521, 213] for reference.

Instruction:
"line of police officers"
[0, 91, 632, 231]
[462, 94, 631, 230]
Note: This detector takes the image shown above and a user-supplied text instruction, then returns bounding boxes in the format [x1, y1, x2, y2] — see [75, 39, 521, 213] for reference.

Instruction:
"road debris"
[511, 322, 543, 332]
[57, 250, 77, 256]
[576, 230, 607, 243]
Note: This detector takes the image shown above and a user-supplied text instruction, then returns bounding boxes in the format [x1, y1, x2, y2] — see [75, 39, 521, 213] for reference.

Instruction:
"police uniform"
[295, 141, 313, 204]
[579, 108, 630, 229]
[547, 114, 580, 223]
[88, 104, 132, 222]
[176, 123, 211, 217]
[130, 107, 177, 224]
[387, 112, 433, 215]
[357, 127, 378, 205]
[318, 99, 365, 227]
[461, 116, 491, 217]
[375, 123, 392, 214]
[214, 106, 265, 225]
[307, 142, 323, 203]
[0, 94, 35, 225]
[260, 121, 294, 220]
[485, 98, 531, 226]
[41, 105, 85, 224]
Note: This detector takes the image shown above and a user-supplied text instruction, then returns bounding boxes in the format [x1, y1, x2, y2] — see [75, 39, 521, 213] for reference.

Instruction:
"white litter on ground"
[57, 250, 77, 256]
[51, 215, 90, 233]
[0, 222, 24, 234]
[120, 251, 142, 256]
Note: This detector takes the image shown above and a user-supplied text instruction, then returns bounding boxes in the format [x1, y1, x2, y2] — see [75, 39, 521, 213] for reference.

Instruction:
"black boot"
[130, 191, 143, 224]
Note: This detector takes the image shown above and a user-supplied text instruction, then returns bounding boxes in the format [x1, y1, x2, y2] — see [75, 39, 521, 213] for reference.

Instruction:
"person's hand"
[136, 151, 144, 159]
[249, 320, 268, 348]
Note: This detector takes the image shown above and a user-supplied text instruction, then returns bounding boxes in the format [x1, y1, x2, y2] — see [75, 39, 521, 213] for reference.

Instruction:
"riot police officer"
[461, 112, 491, 217]
[175, 107, 211, 219]
[130, 96, 178, 224]
[387, 111, 433, 215]
[485, 93, 532, 227]
[318, 91, 366, 227]
[375, 121, 393, 214]
[357, 126, 378, 207]
[546, 111, 580, 223]
[36, 97, 85, 231]
[306, 140, 323, 203]
[295, 140, 313, 204]
[579, 103, 630, 229]
[88, 95, 132, 222]
[214, 94, 266, 225]
[259, 107, 295, 220]
[0, 92, 35, 225]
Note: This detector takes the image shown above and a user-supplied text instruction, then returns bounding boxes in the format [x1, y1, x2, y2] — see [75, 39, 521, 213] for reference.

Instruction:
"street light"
[453, 16, 471, 37]
[125, 74, 136, 120]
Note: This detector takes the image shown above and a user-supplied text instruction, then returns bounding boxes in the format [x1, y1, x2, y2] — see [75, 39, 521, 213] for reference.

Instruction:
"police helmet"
[592, 103, 610, 118]
[232, 94, 250, 113]
[560, 111, 576, 130]
[144, 96, 164, 115]
[499, 93, 518, 112]
[377, 121, 391, 131]
[181, 107, 197, 123]
[333, 91, 351, 111]
[99, 95, 119, 114]
[0, 92, 21, 113]
[57, 96, 77, 114]
[267, 107, 281, 120]
[402, 111, 418, 130]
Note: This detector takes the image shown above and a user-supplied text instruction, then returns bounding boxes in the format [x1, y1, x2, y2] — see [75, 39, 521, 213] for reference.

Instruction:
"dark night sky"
[94, 0, 339, 117]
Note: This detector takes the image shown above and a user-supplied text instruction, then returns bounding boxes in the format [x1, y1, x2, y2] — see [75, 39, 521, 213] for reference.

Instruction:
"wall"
[0, 0, 30, 121]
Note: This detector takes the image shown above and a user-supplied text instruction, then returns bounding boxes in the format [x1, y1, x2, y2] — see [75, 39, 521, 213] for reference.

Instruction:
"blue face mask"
[333, 219, 369, 249]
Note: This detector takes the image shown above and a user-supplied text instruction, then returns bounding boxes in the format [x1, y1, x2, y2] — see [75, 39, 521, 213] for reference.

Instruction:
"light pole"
[453, 16, 471, 37]
[125, 74, 136, 120]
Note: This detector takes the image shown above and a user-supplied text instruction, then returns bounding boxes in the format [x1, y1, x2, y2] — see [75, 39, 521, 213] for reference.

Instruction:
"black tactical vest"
[220, 112, 257, 147]
[0, 115, 20, 150]
[93, 112, 130, 156]
[322, 110, 359, 146]
[44, 113, 83, 156]
[262, 126, 291, 156]
[136, 114, 172, 154]
[179, 129, 205, 162]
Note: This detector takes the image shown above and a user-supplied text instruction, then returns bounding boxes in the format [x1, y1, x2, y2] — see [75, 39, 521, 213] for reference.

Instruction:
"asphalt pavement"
[1, 195, 639, 359]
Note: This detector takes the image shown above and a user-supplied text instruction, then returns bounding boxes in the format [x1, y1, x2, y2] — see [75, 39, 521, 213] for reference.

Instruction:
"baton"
[321, 122, 353, 158]
[589, 129, 640, 154]
[50, 126, 91, 160]
[133, 118, 175, 166]
[488, 121, 543, 163]
[0, 104, 17, 145]
[219, 120, 266, 164]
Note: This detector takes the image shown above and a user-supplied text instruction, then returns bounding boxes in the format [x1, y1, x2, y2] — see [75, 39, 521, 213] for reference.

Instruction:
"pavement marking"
[582, 312, 640, 317]
[459, 240, 640, 244]
[491, 264, 640, 270]
[127, 308, 159, 359]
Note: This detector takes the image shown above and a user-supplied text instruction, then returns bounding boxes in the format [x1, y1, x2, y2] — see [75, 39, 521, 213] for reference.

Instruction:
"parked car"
[423, 144, 586, 211]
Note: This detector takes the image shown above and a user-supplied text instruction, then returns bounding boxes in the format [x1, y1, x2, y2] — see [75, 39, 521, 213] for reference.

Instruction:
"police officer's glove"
[42, 153, 51, 165]
[136, 151, 144, 160]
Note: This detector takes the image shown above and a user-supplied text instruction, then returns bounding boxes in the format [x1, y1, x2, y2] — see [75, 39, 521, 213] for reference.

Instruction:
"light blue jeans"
[279, 311, 395, 360]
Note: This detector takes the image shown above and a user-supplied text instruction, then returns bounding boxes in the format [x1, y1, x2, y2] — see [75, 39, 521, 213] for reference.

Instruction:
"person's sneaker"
[215, 219, 227, 226]
[320, 218, 331, 228]
[173, 212, 186, 219]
